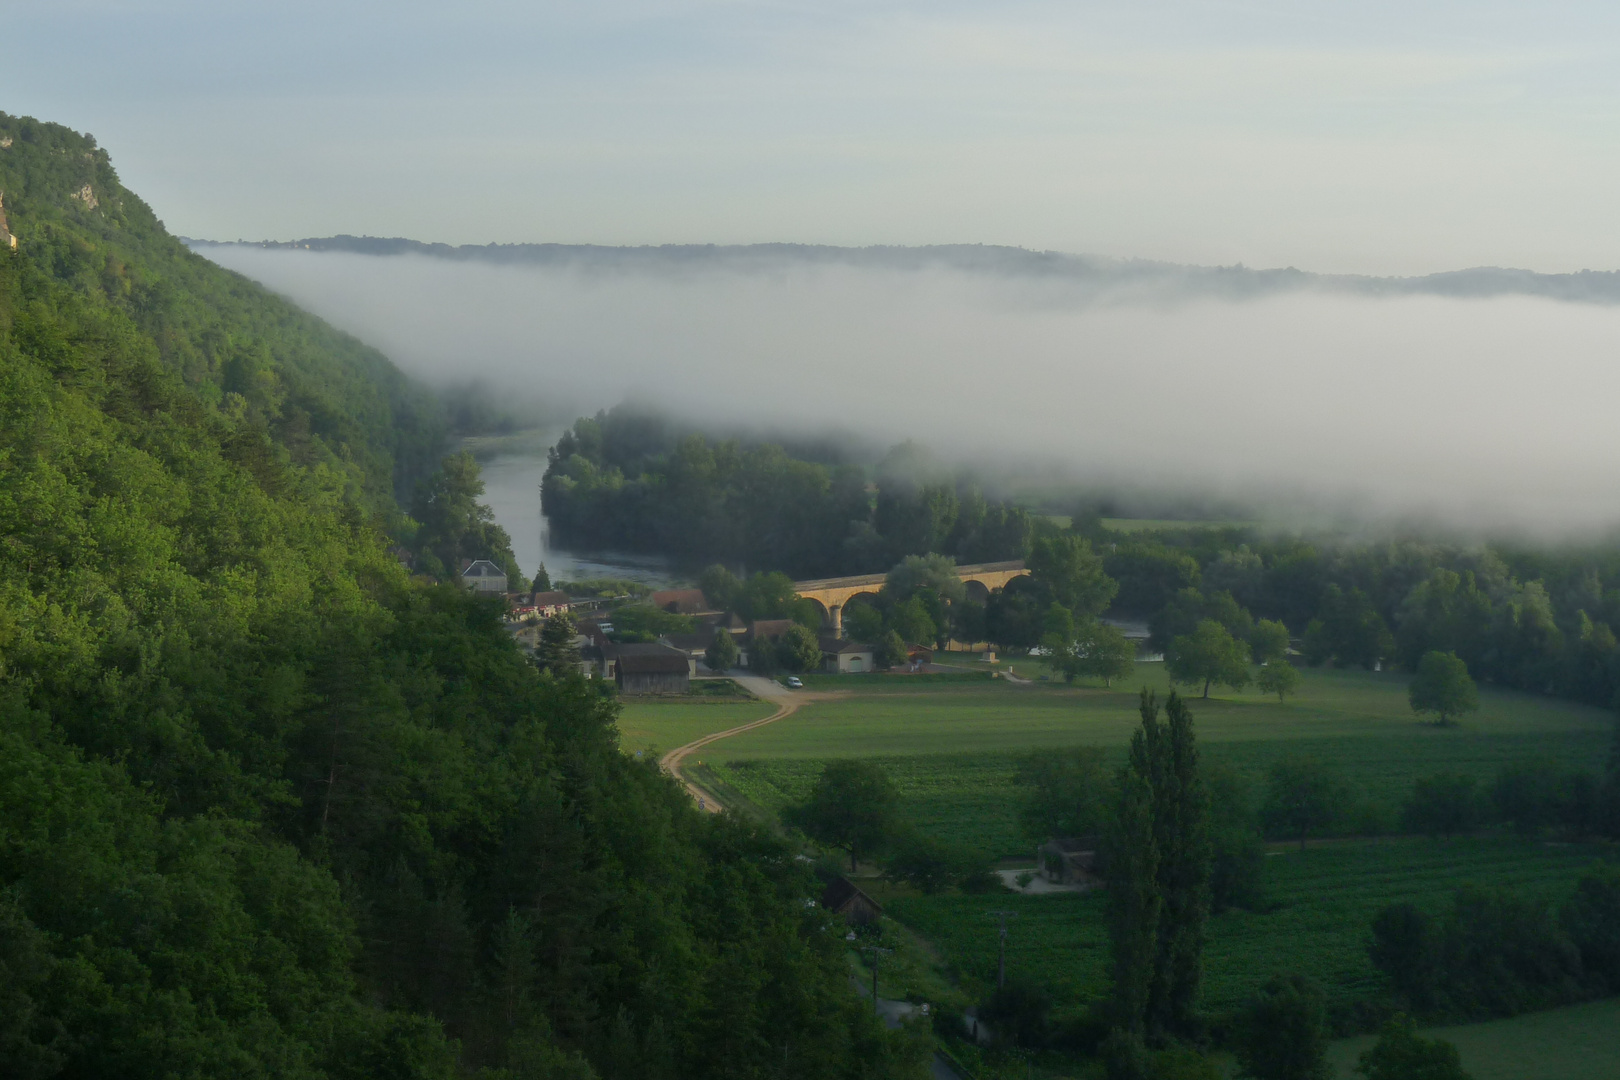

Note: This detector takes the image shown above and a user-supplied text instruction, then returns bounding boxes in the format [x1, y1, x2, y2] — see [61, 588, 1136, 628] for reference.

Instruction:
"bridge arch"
[792, 561, 1027, 637]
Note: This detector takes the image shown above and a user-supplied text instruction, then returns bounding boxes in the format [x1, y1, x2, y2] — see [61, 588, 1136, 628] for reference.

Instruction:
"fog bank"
[199, 244, 1620, 537]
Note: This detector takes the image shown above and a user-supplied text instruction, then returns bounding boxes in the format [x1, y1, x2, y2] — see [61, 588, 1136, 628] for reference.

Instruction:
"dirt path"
[658, 674, 818, 812]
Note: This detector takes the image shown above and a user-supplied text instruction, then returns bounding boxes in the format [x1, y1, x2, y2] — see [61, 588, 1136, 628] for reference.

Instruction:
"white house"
[461, 560, 508, 594]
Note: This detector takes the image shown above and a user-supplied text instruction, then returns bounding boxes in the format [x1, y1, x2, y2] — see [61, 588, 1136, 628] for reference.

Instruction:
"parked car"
[784, 676, 803, 689]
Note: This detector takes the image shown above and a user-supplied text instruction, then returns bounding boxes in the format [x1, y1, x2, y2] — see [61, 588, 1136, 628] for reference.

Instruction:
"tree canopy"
[1409, 650, 1479, 727]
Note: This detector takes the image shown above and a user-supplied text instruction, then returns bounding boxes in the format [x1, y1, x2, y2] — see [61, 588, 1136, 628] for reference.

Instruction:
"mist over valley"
[199, 239, 1620, 538]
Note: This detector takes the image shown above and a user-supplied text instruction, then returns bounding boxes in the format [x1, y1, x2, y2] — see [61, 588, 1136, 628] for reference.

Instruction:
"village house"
[658, 632, 713, 674]
[650, 588, 709, 615]
[460, 560, 508, 594]
[821, 639, 874, 674]
[531, 590, 572, 617]
[609, 642, 692, 694]
[819, 877, 882, 926]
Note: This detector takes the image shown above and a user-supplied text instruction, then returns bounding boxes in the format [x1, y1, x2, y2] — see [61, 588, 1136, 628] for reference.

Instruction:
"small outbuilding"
[822, 639, 875, 674]
[461, 560, 508, 594]
[611, 642, 692, 695]
[820, 877, 883, 926]
[1039, 837, 1103, 888]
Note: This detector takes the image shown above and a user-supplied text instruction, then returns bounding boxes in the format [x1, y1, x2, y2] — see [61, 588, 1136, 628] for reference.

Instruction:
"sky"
[9, 1, 1620, 274]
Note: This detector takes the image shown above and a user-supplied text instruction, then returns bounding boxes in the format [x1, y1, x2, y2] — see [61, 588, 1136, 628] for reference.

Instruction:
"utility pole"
[859, 945, 892, 1017]
[987, 910, 1018, 990]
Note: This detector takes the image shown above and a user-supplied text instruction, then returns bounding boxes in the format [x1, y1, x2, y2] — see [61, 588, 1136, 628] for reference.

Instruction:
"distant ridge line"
[182, 236, 1620, 304]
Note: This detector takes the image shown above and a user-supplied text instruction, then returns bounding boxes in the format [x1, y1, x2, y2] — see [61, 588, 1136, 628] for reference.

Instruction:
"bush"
[1234, 974, 1330, 1080]
[1353, 1016, 1472, 1080]
[885, 833, 990, 894]
[1561, 863, 1620, 992]
[1402, 773, 1482, 837]
[1491, 760, 1592, 836]
[1369, 903, 1440, 1012]
[979, 977, 1052, 1048]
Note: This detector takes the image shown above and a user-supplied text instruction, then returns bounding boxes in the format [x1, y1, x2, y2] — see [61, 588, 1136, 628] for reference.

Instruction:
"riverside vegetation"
[0, 113, 929, 1080]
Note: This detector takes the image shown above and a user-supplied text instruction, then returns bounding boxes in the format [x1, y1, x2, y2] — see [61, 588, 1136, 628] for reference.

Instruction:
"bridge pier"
[829, 603, 842, 637]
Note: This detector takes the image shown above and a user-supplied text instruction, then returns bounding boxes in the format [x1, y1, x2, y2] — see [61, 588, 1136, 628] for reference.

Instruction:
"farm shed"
[1039, 837, 1102, 887]
[820, 877, 883, 926]
[611, 643, 692, 694]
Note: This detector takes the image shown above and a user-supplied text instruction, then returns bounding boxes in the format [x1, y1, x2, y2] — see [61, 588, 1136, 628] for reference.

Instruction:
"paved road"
[658, 673, 811, 812]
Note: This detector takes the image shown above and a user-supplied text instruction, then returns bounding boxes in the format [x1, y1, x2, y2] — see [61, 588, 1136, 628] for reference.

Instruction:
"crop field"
[701, 665, 1612, 857]
[877, 836, 1613, 1021]
[614, 699, 775, 758]
[1327, 996, 1620, 1080]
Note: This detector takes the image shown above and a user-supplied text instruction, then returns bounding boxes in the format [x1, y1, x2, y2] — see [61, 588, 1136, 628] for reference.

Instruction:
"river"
[469, 432, 679, 588]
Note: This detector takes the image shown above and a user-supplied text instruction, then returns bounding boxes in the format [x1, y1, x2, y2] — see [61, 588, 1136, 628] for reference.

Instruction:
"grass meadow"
[1326, 996, 1620, 1080]
[876, 836, 1610, 1022]
[614, 663, 1619, 1049]
[669, 664, 1614, 857]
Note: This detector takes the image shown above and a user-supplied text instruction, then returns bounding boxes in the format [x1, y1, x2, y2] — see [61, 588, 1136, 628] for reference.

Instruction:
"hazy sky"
[10, 2, 1620, 274]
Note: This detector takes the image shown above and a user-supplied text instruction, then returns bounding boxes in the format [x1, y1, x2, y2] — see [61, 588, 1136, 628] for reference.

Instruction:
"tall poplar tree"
[1152, 691, 1211, 1037]
[1108, 689, 1212, 1042]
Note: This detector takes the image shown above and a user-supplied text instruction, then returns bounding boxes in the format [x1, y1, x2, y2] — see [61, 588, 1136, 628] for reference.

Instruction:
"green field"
[879, 836, 1612, 1021]
[1327, 997, 1620, 1080]
[615, 699, 776, 758]
[615, 665, 1619, 1052]
[691, 665, 1611, 857]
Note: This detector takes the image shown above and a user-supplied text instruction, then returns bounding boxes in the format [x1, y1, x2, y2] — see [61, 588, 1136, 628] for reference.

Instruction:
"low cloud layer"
[199, 243, 1620, 537]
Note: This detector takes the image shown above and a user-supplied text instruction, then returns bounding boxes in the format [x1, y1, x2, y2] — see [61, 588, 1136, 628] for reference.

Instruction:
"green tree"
[413, 451, 521, 582]
[698, 563, 740, 611]
[1107, 766, 1160, 1036]
[536, 612, 581, 677]
[1151, 691, 1211, 1037]
[1251, 619, 1291, 665]
[1262, 758, 1348, 850]
[874, 630, 907, 670]
[1053, 619, 1137, 687]
[885, 553, 967, 605]
[884, 832, 986, 894]
[1408, 651, 1479, 727]
[777, 624, 824, 673]
[1302, 585, 1393, 670]
[786, 760, 902, 871]
[1207, 763, 1265, 912]
[1029, 535, 1118, 616]
[1602, 716, 1620, 840]
[1257, 660, 1300, 702]
[705, 626, 739, 672]
[531, 562, 553, 592]
[843, 601, 886, 643]
[1107, 690, 1210, 1040]
[1354, 1017, 1473, 1080]
[1168, 619, 1252, 698]
[889, 596, 937, 645]
[1562, 864, 1620, 992]
[1234, 974, 1330, 1080]
[1369, 903, 1441, 1012]
[1014, 746, 1111, 843]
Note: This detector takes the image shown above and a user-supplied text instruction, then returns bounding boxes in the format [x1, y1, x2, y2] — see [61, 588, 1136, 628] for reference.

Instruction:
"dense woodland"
[541, 412, 1035, 578]
[547, 405, 1620, 714]
[0, 114, 925, 1080]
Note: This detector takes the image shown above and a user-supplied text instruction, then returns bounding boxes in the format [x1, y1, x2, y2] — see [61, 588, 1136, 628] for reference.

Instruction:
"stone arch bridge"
[793, 560, 1028, 636]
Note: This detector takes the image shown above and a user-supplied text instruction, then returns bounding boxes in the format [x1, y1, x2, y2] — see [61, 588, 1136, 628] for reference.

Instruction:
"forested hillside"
[541, 409, 1036, 577]
[0, 115, 920, 1079]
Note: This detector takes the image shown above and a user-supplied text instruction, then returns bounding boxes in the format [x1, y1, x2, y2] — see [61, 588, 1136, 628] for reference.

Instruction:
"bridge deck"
[792, 560, 1025, 593]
